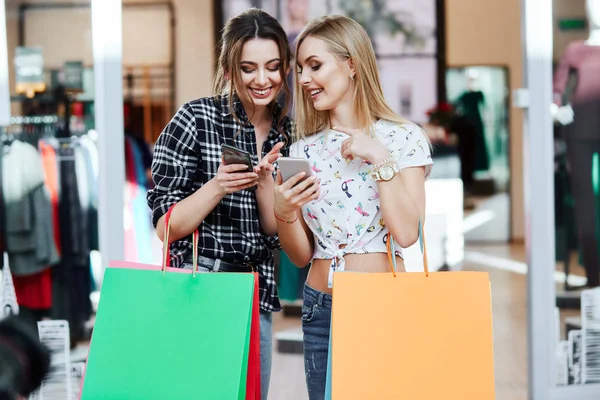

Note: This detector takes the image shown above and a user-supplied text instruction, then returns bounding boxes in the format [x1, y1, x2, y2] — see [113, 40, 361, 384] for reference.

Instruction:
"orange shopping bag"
[328, 224, 496, 399]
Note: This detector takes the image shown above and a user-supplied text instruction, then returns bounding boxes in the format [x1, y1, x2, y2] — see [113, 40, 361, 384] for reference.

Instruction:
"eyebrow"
[303, 55, 318, 64]
[240, 58, 281, 66]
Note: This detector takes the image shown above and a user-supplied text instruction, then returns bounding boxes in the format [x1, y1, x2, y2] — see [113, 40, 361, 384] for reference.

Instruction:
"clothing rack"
[1, 117, 98, 344]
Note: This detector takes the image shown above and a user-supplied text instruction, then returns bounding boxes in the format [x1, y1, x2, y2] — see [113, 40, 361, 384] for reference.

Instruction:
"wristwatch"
[371, 161, 399, 181]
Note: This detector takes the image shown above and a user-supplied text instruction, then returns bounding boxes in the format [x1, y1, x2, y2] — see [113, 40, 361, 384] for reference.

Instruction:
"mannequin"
[552, 0, 600, 288]
[455, 69, 490, 174]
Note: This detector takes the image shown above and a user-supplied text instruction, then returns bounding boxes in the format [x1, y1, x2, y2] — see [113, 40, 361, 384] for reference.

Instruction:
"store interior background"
[1, 0, 599, 399]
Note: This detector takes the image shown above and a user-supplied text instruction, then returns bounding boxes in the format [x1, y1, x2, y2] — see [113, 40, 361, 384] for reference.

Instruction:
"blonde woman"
[273, 15, 433, 399]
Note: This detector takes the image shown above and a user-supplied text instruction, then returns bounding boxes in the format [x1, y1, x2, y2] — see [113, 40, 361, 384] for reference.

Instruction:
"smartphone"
[221, 144, 254, 172]
[278, 157, 313, 183]
[221, 144, 256, 191]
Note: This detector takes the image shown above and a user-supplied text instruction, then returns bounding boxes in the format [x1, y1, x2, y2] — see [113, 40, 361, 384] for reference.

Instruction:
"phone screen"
[222, 145, 253, 171]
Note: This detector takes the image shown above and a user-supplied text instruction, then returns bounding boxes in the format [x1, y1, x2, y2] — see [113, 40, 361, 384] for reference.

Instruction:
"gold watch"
[371, 161, 399, 181]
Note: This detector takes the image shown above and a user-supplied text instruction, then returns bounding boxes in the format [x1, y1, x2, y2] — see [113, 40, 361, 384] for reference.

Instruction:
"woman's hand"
[255, 142, 284, 184]
[274, 170, 320, 220]
[214, 159, 259, 195]
[334, 126, 391, 164]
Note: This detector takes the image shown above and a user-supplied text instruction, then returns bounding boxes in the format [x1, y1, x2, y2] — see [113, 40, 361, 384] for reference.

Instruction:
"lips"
[251, 87, 272, 97]
[308, 88, 323, 100]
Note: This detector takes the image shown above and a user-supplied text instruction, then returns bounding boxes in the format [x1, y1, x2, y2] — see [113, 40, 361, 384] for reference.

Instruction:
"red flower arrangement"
[426, 102, 457, 131]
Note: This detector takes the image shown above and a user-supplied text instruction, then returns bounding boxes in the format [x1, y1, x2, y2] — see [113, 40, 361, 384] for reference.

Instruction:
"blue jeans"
[259, 310, 272, 400]
[183, 263, 272, 400]
[301, 283, 332, 400]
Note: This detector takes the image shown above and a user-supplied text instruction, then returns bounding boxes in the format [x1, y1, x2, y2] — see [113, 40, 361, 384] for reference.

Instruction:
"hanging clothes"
[1, 140, 59, 276]
[124, 135, 154, 264]
[2, 139, 58, 313]
[455, 90, 490, 172]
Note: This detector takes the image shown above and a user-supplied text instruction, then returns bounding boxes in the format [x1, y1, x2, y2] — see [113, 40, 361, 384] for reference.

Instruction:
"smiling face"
[296, 36, 355, 112]
[233, 38, 284, 111]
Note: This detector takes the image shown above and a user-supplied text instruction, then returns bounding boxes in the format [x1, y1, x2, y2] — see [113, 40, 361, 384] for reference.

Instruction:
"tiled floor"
[268, 241, 567, 400]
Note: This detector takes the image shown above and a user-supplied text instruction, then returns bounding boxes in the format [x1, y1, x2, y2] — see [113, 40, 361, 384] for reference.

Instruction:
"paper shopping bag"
[245, 271, 261, 400]
[328, 228, 496, 399]
[80, 205, 261, 400]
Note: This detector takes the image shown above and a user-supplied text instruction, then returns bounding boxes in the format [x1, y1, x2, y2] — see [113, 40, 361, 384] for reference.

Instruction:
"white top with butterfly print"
[289, 120, 433, 287]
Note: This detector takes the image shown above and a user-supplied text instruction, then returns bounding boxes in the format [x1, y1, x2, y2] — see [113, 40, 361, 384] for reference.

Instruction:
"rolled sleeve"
[147, 103, 201, 227]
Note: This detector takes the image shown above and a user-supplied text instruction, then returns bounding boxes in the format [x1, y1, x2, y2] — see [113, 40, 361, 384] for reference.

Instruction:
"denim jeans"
[182, 264, 272, 400]
[301, 283, 332, 400]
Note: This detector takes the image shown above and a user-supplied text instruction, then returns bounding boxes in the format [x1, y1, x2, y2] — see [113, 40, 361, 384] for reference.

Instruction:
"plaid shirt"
[147, 94, 292, 312]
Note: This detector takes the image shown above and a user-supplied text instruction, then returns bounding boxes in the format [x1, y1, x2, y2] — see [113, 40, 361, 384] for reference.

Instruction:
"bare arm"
[376, 166, 425, 247]
[277, 209, 314, 267]
[274, 171, 320, 267]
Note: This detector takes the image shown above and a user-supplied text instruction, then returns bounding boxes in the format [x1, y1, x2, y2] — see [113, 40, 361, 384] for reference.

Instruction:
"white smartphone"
[278, 157, 313, 182]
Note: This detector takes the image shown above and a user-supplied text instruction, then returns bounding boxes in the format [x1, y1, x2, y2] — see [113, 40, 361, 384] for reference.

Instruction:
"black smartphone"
[221, 144, 254, 171]
[221, 144, 257, 191]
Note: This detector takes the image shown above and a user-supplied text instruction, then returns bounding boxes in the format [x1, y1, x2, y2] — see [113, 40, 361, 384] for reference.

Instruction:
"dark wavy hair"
[213, 8, 292, 130]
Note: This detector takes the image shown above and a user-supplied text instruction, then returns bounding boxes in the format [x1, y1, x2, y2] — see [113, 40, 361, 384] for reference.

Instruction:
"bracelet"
[371, 156, 395, 170]
[274, 211, 298, 224]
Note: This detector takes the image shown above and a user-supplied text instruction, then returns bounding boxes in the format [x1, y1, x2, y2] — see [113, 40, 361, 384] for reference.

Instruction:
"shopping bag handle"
[162, 204, 199, 277]
[386, 219, 429, 277]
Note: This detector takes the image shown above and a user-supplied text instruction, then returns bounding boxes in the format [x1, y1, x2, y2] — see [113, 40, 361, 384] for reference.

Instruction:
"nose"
[300, 69, 311, 86]
[256, 69, 268, 86]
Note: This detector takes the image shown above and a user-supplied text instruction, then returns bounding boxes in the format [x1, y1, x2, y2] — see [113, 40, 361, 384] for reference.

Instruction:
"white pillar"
[520, 0, 555, 397]
[520, 0, 600, 398]
[91, 0, 124, 285]
[0, 0, 11, 126]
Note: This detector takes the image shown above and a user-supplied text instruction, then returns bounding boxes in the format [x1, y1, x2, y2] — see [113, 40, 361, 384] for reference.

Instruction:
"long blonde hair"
[293, 15, 410, 140]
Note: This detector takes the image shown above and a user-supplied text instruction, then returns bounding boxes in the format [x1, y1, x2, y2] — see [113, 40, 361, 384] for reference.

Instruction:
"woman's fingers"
[222, 176, 258, 188]
[297, 180, 320, 203]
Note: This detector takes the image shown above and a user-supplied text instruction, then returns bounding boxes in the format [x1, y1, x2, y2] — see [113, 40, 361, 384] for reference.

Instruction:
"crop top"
[289, 120, 433, 287]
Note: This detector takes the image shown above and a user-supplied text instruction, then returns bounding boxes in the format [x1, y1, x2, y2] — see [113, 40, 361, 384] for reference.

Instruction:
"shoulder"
[182, 96, 224, 122]
[375, 120, 425, 142]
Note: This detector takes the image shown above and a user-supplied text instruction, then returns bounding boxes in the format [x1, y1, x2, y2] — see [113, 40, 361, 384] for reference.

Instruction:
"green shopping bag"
[80, 206, 260, 399]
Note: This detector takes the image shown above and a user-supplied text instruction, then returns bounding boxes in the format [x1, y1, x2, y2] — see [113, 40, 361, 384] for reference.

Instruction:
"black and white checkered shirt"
[147, 94, 292, 312]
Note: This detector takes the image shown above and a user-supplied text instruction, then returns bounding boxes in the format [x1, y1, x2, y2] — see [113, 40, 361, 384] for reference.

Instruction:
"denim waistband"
[303, 283, 333, 308]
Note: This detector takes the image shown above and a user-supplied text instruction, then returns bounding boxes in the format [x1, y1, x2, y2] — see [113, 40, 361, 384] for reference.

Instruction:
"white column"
[520, 0, 600, 398]
[520, 0, 556, 397]
[0, 0, 11, 126]
[91, 0, 124, 285]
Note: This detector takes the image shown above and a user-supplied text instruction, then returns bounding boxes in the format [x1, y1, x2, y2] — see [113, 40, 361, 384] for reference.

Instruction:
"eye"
[242, 68, 255, 74]
[267, 64, 281, 72]
[311, 64, 321, 71]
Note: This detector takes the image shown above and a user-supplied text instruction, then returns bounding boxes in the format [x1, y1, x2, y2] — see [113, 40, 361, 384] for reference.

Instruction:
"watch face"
[380, 165, 395, 181]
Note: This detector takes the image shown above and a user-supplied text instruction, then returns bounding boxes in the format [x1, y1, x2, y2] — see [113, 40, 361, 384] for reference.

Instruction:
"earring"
[350, 75, 355, 81]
